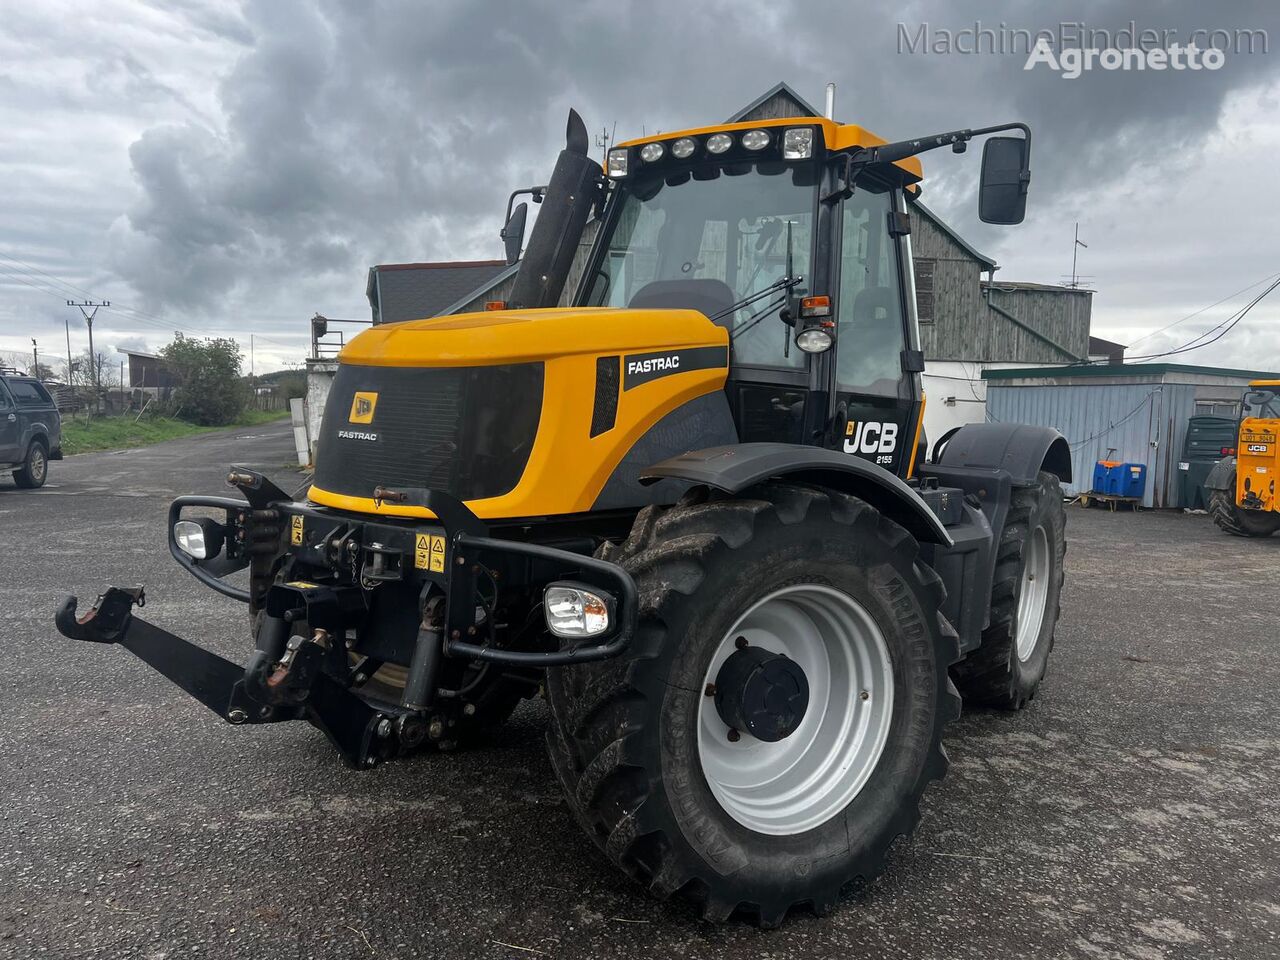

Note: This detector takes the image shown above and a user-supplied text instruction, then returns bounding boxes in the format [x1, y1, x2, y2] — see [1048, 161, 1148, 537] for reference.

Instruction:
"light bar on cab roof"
[607, 126, 819, 177]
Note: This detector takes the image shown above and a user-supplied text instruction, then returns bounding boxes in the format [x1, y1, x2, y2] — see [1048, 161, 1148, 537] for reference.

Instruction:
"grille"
[314, 362, 543, 502]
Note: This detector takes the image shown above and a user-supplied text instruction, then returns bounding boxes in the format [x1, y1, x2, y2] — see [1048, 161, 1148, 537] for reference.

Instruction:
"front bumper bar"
[54, 586, 398, 768]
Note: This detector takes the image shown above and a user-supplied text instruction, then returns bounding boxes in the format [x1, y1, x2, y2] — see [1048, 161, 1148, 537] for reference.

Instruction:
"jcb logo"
[844, 420, 898, 456]
[349, 391, 378, 424]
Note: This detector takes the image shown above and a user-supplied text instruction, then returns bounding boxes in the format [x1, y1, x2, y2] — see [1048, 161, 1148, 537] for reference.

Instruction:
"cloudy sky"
[1, 0, 1278, 373]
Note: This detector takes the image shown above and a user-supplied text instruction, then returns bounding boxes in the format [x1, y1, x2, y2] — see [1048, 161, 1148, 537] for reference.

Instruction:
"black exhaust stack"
[507, 109, 601, 310]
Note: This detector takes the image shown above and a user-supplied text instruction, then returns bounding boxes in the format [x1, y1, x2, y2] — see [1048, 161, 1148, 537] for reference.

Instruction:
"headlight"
[606, 148, 629, 178]
[639, 141, 665, 163]
[671, 137, 696, 159]
[544, 583, 611, 638]
[706, 132, 733, 154]
[174, 519, 209, 559]
[741, 129, 770, 151]
[783, 127, 813, 159]
[795, 327, 834, 354]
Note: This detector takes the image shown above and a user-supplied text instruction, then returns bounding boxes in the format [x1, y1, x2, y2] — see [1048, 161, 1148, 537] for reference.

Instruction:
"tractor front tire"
[1209, 471, 1280, 537]
[953, 470, 1066, 709]
[545, 483, 959, 926]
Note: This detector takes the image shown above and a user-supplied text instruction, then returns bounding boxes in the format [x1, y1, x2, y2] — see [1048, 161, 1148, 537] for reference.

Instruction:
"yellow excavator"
[56, 106, 1069, 924]
[1207, 380, 1280, 536]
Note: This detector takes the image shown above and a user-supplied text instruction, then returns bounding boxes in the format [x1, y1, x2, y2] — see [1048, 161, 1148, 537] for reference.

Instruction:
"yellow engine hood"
[341, 306, 728, 367]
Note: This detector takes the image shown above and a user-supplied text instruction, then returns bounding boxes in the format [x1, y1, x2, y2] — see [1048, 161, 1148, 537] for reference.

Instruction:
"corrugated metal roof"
[367, 261, 509, 323]
[984, 362, 1280, 381]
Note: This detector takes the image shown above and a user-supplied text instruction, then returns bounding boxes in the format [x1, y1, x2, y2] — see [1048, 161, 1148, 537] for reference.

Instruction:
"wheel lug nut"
[734, 636, 749, 649]
[727, 728, 741, 743]
[704, 683, 716, 697]
[860, 690, 869, 701]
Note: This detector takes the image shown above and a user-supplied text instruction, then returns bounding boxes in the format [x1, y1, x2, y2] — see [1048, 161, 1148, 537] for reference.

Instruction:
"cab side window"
[835, 187, 906, 397]
[8, 380, 49, 406]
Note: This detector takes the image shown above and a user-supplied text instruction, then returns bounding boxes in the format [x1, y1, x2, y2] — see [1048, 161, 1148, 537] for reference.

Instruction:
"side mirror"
[978, 136, 1030, 225]
[501, 201, 528, 265]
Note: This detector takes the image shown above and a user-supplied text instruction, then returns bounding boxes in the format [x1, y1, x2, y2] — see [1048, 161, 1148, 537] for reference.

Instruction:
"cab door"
[0, 382, 20, 464]
[825, 181, 923, 479]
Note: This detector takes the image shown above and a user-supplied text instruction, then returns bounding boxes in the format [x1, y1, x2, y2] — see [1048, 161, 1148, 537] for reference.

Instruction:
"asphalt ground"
[1, 420, 1277, 959]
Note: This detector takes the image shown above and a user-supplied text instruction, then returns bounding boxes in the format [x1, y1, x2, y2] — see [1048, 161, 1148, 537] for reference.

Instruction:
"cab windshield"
[1243, 389, 1280, 419]
[585, 161, 817, 369]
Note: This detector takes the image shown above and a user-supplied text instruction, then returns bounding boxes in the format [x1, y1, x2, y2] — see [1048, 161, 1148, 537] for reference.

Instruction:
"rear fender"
[934, 422, 1071, 485]
[1204, 456, 1236, 490]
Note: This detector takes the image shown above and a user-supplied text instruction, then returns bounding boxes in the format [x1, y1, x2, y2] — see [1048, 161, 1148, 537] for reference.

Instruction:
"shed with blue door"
[984, 363, 1280, 508]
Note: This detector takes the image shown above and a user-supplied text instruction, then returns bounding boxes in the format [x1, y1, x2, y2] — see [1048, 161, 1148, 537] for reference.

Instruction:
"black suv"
[0, 373, 62, 488]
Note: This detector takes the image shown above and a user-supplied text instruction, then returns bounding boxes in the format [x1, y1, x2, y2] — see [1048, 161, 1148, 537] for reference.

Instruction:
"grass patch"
[61, 408, 289, 455]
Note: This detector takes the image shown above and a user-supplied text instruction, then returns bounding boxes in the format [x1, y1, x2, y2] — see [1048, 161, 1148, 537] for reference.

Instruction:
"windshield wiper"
[712, 273, 803, 334]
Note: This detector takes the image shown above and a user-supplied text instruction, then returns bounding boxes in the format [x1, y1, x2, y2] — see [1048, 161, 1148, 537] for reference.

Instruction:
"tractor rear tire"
[545, 483, 959, 926]
[952, 470, 1066, 710]
[1209, 471, 1280, 537]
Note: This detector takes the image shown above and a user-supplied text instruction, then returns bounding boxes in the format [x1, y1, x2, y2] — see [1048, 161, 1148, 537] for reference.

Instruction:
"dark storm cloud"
[5, 0, 1279, 366]
[108, 0, 1280, 317]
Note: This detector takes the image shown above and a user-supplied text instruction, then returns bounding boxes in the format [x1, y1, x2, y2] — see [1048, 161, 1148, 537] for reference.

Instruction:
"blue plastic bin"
[1119, 463, 1146, 498]
[1092, 460, 1123, 495]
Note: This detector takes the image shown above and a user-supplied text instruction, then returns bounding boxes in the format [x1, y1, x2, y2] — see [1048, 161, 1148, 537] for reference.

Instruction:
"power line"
[0, 255, 304, 352]
[1124, 277, 1280, 363]
[1124, 270, 1280, 350]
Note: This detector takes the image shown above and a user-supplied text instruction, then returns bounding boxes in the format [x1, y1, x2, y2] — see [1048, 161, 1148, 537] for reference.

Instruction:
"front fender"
[640, 442, 951, 546]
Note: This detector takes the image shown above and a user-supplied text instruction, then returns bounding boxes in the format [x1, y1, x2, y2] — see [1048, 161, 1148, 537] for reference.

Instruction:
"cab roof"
[617, 117, 925, 183]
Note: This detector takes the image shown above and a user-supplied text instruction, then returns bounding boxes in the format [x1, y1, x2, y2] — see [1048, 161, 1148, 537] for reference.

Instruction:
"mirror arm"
[851, 121, 1032, 188]
[501, 185, 547, 234]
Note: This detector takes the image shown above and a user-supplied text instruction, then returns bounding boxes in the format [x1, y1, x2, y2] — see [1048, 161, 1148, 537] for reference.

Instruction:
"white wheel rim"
[1015, 525, 1050, 662]
[696, 584, 895, 836]
[31, 449, 45, 481]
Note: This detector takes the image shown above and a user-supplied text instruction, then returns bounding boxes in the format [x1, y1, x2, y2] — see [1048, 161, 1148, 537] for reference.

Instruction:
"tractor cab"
[504, 112, 1030, 481]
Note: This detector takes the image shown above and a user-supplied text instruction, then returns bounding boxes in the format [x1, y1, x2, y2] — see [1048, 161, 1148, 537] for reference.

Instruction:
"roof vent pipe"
[824, 83, 835, 119]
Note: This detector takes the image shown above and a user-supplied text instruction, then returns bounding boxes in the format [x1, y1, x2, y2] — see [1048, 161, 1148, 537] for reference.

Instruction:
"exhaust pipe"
[825, 83, 835, 120]
[507, 109, 602, 310]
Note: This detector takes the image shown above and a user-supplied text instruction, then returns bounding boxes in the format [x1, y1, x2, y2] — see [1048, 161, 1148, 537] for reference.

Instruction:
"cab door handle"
[5, 413, 15, 422]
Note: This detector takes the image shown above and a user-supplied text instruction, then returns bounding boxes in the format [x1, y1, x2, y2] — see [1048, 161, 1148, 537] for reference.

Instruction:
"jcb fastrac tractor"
[57, 106, 1070, 924]
[1207, 380, 1280, 537]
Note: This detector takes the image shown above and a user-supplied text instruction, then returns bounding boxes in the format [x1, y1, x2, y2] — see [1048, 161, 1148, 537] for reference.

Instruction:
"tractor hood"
[340, 306, 728, 367]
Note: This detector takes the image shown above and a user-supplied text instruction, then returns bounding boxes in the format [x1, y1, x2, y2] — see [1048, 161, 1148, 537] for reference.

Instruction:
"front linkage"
[54, 469, 637, 769]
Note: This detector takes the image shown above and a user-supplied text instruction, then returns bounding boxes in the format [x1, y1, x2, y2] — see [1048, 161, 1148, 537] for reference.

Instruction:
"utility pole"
[1070, 223, 1088, 289]
[67, 300, 108, 405]
[31, 338, 37, 378]
[65, 318, 73, 385]
[250, 334, 255, 377]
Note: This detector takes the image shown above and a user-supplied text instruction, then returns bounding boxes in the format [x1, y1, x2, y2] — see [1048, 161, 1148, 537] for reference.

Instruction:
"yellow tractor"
[56, 106, 1069, 924]
[1207, 380, 1280, 537]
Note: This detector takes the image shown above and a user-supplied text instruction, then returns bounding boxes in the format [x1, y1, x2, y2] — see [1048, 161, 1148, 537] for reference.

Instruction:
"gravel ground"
[1, 421, 1277, 959]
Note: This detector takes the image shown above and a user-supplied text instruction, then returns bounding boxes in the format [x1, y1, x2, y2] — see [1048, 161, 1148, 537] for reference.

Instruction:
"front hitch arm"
[53, 586, 396, 769]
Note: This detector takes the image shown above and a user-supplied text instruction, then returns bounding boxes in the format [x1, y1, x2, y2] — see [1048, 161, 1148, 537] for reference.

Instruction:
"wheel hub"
[714, 646, 809, 742]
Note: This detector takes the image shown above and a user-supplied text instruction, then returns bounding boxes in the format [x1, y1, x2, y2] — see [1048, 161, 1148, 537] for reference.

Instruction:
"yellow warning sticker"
[290, 515, 304, 546]
[414, 533, 448, 572]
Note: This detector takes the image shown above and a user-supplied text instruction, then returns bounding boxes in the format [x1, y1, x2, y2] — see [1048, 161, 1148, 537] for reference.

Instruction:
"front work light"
[795, 325, 834, 354]
[606, 148, 629, 178]
[544, 583, 612, 638]
[639, 141, 665, 163]
[741, 129, 770, 151]
[706, 133, 733, 154]
[783, 127, 814, 159]
[671, 137, 696, 159]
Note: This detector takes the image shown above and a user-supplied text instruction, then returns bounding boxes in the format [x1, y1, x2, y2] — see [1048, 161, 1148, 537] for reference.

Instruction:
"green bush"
[161, 335, 249, 426]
